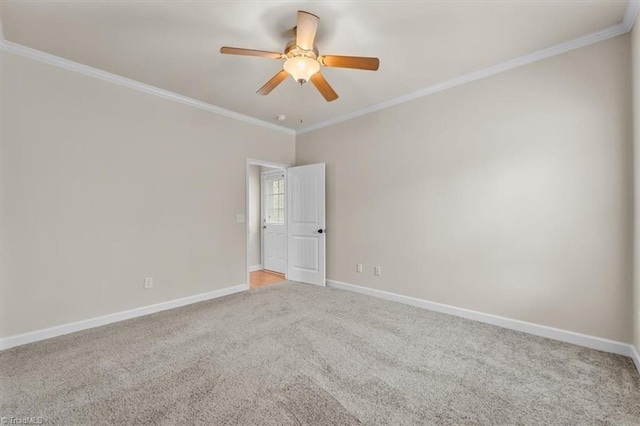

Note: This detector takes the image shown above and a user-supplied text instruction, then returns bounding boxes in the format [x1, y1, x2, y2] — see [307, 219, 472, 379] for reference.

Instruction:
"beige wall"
[1, 29, 636, 346]
[248, 165, 261, 267]
[297, 35, 633, 343]
[633, 16, 640, 352]
[0, 51, 295, 338]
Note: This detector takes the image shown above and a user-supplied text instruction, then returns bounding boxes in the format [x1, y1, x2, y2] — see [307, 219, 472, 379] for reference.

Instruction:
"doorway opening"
[246, 159, 289, 289]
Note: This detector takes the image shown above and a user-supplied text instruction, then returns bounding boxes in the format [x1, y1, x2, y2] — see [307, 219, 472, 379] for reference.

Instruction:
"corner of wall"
[632, 13, 640, 355]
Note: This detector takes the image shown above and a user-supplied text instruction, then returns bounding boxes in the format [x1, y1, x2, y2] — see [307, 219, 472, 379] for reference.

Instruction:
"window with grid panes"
[265, 174, 285, 224]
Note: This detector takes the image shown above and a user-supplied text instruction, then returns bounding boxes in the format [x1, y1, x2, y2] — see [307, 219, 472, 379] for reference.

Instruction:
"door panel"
[287, 164, 325, 286]
[291, 236, 319, 271]
[264, 225, 286, 273]
[262, 171, 286, 274]
[292, 175, 319, 224]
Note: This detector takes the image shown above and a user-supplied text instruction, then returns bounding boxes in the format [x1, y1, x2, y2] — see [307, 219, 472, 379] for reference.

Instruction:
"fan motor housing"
[284, 40, 319, 60]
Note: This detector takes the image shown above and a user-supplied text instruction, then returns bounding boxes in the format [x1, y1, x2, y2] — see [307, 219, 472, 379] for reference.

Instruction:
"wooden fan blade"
[220, 47, 283, 59]
[257, 70, 289, 95]
[296, 11, 319, 51]
[321, 55, 380, 71]
[310, 73, 338, 102]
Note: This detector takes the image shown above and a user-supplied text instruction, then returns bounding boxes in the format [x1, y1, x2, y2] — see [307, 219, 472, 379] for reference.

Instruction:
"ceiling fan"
[220, 11, 380, 102]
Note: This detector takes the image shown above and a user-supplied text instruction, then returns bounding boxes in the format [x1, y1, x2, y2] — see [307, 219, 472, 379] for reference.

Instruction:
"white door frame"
[245, 158, 290, 289]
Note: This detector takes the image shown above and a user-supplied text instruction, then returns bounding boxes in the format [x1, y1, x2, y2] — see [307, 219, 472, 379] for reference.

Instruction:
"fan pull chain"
[300, 81, 305, 124]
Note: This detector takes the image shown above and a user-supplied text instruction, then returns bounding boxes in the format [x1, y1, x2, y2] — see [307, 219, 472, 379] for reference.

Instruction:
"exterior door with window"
[262, 171, 286, 274]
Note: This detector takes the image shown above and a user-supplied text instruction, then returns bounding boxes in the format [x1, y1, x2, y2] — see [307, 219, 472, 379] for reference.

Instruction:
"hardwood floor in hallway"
[250, 270, 286, 289]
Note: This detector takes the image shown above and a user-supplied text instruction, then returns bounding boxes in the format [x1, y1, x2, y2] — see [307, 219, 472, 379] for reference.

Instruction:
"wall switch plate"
[236, 214, 245, 223]
[356, 263, 363, 273]
[144, 277, 153, 289]
[374, 266, 382, 276]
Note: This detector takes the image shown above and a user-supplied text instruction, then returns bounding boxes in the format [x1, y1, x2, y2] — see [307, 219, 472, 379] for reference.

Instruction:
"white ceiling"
[0, 1, 631, 131]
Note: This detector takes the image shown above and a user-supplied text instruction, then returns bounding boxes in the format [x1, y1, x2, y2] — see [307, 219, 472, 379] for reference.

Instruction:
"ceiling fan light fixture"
[283, 56, 320, 83]
[221, 10, 378, 101]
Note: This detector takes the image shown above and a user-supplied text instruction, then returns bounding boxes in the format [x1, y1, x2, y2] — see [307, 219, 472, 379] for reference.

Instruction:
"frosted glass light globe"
[283, 56, 320, 83]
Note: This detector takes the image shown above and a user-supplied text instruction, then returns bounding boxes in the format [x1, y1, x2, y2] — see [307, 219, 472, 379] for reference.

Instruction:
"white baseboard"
[631, 345, 640, 374]
[249, 264, 263, 272]
[327, 280, 637, 369]
[0, 284, 247, 351]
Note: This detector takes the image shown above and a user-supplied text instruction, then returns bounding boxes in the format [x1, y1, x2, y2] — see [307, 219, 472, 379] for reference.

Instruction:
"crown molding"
[296, 1, 638, 136]
[0, 38, 296, 136]
[622, 0, 640, 32]
[1, 1, 637, 139]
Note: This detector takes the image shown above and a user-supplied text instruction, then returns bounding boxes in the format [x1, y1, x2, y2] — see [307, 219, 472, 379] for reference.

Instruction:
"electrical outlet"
[374, 266, 382, 276]
[356, 263, 363, 273]
[144, 277, 153, 289]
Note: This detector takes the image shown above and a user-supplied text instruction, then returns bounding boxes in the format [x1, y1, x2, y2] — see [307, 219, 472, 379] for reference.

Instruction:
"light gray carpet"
[1, 282, 639, 425]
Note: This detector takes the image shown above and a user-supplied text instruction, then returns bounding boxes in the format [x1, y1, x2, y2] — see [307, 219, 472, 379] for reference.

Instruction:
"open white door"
[287, 163, 326, 286]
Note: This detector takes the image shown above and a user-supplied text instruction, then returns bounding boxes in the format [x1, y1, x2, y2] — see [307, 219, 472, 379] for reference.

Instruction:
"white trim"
[246, 158, 291, 170]
[0, 39, 295, 136]
[631, 345, 640, 375]
[326, 280, 636, 360]
[1, 2, 638, 138]
[0, 284, 247, 351]
[297, 3, 638, 136]
[249, 264, 263, 272]
[622, 1, 640, 32]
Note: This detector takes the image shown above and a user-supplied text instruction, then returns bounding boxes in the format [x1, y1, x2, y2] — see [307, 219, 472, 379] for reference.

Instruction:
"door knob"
[317, 229, 325, 234]
[263, 226, 267, 229]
